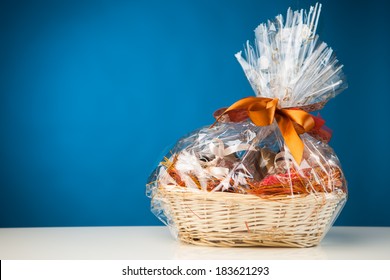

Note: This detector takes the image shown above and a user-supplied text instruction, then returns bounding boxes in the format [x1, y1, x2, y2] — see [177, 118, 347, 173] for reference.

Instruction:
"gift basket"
[147, 3, 347, 248]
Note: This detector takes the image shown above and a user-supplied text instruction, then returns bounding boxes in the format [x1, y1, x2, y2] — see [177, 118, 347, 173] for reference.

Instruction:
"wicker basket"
[158, 184, 346, 247]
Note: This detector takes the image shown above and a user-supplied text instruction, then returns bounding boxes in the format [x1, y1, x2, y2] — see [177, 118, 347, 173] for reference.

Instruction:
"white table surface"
[0, 226, 389, 260]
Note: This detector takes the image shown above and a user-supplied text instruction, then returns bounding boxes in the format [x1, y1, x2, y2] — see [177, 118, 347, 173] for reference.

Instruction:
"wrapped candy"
[147, 3, 347, 247]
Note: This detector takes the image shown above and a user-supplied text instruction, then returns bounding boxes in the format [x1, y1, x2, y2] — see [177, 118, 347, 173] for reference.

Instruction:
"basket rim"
[158, 183, 346, 202]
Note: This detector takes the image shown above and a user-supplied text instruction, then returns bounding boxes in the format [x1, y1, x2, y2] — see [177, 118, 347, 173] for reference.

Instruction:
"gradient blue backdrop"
[1, 0, 389, 227]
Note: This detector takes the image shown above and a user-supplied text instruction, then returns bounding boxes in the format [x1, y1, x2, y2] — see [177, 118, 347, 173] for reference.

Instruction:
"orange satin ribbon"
[215, 97, 315, 164]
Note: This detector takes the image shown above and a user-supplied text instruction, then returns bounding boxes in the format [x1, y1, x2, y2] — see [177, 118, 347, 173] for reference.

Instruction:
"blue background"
[1, 0, 389, 227]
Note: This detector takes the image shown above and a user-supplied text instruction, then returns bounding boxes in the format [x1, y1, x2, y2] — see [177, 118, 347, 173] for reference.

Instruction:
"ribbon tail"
[276, 115, 304, 165]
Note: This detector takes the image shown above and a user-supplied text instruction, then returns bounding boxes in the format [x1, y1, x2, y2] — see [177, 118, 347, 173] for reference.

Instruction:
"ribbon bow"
[214, 97, 315, 164]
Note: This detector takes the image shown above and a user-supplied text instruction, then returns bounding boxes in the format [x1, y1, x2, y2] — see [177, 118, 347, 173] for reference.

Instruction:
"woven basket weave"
[158, 184, 346, 247]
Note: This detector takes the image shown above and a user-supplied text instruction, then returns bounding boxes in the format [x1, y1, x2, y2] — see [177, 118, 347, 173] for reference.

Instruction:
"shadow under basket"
[158, 185, 347, 248]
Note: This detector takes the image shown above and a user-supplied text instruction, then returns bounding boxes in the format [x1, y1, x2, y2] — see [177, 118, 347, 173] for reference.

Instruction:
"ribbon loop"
[215, 97, 315, 164]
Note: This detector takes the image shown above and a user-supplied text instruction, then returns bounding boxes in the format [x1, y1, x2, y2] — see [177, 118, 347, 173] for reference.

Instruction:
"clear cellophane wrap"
[147, 3, 347, 247]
